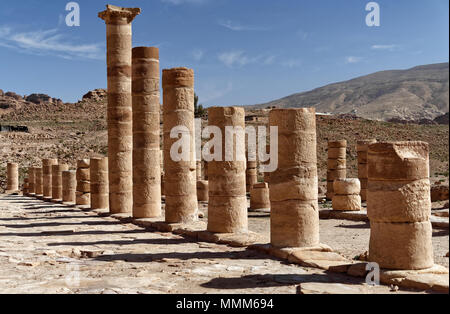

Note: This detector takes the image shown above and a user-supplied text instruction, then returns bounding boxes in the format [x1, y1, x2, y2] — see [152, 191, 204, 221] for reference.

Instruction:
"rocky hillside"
[251, 63, 449, 122]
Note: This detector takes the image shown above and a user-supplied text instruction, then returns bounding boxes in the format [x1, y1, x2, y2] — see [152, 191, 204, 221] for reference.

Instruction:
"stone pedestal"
[368, 141, 434, 270]
[326, 140, 347, 200]
[207, 107, 247, 234]
[269, 108, 320, 248]
[162, 67, 198, 223]
[99, 5, 141, 214]
[6, 163, 19, 194]
[90, 157, 109, 210]
[250, 182, 270, 210]
[76, 159, 90, 206]
[357, 139, 376, 201]
[43, 159, 58, 201]
[62, 170, 77, 204]
[332, 178, 361, 211]
[132, 47, 161, 218]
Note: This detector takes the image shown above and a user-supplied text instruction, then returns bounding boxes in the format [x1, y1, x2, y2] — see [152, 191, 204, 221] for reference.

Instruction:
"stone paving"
[0, 194, 429, 294]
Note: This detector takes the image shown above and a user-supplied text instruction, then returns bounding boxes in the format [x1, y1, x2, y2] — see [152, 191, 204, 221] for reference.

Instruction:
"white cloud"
[281, 58, 302, 68]
[345, 56, 363, 64]
[218, 20, 269, 31]
[218, 51, 252, 67]
[192, 49, 204, 61]
[371, 44, 400, 51]
[263, 55, 276, 65]
[198, 82, 233, 103]
[0, 26, 103, 60]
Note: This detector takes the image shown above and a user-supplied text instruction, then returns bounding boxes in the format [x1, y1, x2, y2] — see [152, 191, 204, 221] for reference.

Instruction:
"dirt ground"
[0, 194, 447, 294]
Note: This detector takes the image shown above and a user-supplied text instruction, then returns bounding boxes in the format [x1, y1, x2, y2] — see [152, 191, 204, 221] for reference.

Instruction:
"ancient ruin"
[27, 167, 36, 196]
[34, 167, 43, 199]
[51, 164, 69, 203]
[246, 160, 258, 193]
[99, 5, 141, 214]
[207, 107, 248, 234]
[332, 178, 361, 211]
[197, 180, 209, 202]
[162, 68, 198, 224]
[368, 141, 434, 270]
[250, 182, 270, 210]
[269, 108, 320, 248]
[326, 140, 347, 200]
[132, 47, 161, 218]
[90, 157, 109, 210]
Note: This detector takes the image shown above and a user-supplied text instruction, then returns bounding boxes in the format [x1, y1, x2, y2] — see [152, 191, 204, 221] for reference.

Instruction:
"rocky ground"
[0, 194, 443, 294]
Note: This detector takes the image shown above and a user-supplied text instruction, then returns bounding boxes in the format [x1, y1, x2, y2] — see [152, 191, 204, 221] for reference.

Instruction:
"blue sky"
[0, 0, 448, 105]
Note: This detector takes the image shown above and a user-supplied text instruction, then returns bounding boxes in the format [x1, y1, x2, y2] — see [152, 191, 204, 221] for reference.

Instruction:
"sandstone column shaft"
[246, 160, 258, 193]
[35, 168, 43, 198]
[76, 159, 91, 206]
[52, 164, 69, 202]
[62, 171, 77, 204]
[207, 107, 247, 233]
[269, 108, 320, 248]
[99, 5, 141, 214]
[6, 163, 19, 193]
[28, 167, 36, 196]
[368, 141, 434, 270]
[90, 157, 109, 210]
[250, 182, 270, 210]
[162, 68, 198, 223]
[132, 47, 161, 218]
[332, 178, 361, 211]
[326, 140, 347, 200]
[357, 139, 376, 201]
[43, 159, 58, 200]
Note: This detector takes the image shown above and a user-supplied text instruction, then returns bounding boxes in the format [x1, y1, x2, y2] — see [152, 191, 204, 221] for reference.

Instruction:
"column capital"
[98, 5, 141, 24]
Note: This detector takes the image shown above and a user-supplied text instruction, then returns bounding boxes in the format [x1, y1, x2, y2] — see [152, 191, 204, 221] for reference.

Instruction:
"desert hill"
[251, 63, 449, 122]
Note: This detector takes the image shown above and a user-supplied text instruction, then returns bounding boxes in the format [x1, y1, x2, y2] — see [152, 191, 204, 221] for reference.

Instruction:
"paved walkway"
[0, 194, 421, 294]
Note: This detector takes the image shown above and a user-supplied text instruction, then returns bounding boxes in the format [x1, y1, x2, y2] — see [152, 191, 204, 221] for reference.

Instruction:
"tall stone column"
[62, 170, 77, 205]
[28, 167, 36, 196]
[6, 163, 19, 194]
[326, 140, 347, 200]
[76, 159, 91, 206]
[162, 68, 198, 223]
[90, 157, 109, 210]
[43, 159, 58, 201]
[368, 142, 434, 270]
[269, 108, 320, 248]
[52, 164, 69, 202]
[207, 107, 247, 233]
[357, 139, 377, 202]
[99, 5, 141, 214]
[35, 168, 43, 199]
[132, 47, 161, 218]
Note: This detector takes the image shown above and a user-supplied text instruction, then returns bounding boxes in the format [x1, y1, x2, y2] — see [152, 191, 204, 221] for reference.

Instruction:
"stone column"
[196, 161, 202, 181]
[6, 163, 19, 194]
[246, 160, 258, 193]
[90, 157, 109, 210]
[23, 178, 29, 195]
[76, 159, 90, 206]
[250, 182, 270, 210]
[62, 170, 77, 205]
[357, 139, 377, 202]
[162, 68, 198, 223]
[35, 168, 43, 199]
[43, 159, 58, 201]
[332, 178, 361, 211]
[132, 47, 161, 218]
[28, 167, 36, 196]
[197, 180, 209, 202]
[99, 5, 141, 214]
[368, 141, 434, 270]
[207, 107, 247, 233]
[51, 164, 68, 202]
[269, 108, 320, 248]
[326, 140, 347, 200]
